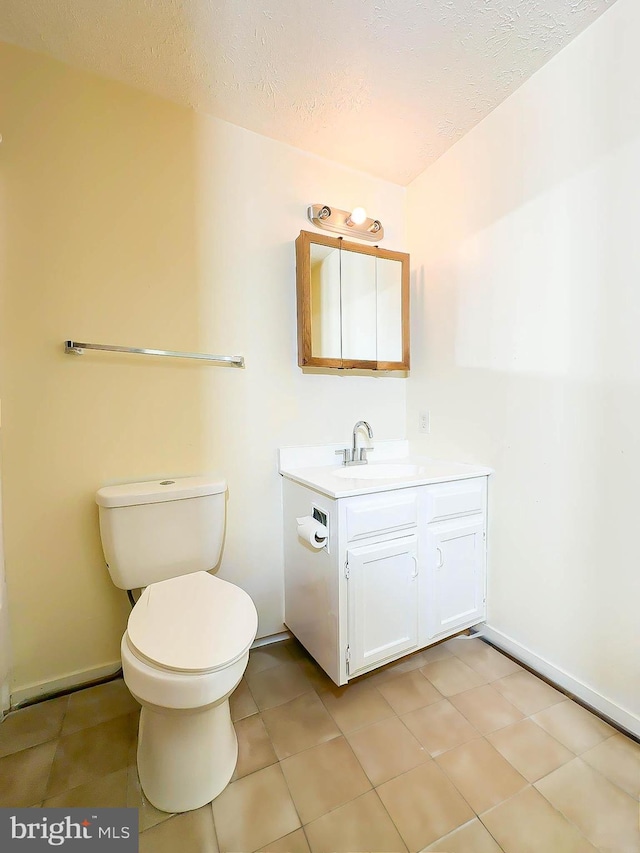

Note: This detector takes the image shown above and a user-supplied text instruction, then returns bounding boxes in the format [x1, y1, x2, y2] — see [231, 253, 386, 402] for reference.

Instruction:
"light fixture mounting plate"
[307, 204, 384, 242]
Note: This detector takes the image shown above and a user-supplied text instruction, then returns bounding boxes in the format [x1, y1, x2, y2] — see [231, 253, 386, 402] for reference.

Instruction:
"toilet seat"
[127, 572, 258, 674]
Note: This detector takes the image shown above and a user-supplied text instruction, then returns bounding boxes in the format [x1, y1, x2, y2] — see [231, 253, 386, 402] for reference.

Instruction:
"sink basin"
[332, 463, 422, 480]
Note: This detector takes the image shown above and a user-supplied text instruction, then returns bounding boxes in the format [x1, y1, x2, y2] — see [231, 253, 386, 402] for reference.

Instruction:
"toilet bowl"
[122, 571, 258, 813]
[96, 475, 258, 812]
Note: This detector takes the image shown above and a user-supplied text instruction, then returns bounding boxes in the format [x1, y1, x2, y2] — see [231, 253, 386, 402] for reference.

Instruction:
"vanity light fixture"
[307, 204, 384, 242]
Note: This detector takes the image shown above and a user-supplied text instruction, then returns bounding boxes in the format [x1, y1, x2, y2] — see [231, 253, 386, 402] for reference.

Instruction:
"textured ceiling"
[0, 0, 615, 184]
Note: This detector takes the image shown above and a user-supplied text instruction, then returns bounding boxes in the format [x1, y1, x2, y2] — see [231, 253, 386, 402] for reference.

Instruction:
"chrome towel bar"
[64, 340, 245, 368]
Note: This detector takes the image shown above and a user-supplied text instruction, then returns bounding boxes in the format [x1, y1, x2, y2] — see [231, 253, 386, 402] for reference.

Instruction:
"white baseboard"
[251, 630, 292, 649]
[10, 634, 295, 708]
[481, 625, 640, 739]
[0, 680, 10, 716]
[11, 662, 122, 709]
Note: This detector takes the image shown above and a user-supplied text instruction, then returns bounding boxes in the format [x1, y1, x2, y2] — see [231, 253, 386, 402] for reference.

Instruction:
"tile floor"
[0, 636, 638, 852]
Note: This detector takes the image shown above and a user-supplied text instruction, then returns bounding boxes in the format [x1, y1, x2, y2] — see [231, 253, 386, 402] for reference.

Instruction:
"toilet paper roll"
[296, 516, 328, 550]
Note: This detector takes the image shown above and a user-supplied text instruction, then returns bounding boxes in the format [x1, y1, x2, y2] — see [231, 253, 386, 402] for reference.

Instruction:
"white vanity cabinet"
[282, 462, 489, 686]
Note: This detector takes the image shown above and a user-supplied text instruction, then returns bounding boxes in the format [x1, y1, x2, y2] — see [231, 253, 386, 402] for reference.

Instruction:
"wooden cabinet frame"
[296, 230, 410, 370]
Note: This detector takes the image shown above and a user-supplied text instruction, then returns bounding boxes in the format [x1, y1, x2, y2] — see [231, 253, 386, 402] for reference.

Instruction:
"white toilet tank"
[96, 476, 227, 590]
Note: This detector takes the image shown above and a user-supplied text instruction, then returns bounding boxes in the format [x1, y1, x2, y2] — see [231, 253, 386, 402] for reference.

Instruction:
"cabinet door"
[347, 535, 419, 677]
[427, 516, 485, 639]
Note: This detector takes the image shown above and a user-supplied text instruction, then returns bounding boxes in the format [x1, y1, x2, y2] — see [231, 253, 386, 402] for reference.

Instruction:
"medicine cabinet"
[295, 230, 410, 370]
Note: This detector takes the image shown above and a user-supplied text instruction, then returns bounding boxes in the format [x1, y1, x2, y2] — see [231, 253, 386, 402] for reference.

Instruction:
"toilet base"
[136, 697, 238, 813]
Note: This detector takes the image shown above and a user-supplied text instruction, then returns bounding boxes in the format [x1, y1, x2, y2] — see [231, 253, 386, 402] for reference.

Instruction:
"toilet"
[95, 476, 258, 813]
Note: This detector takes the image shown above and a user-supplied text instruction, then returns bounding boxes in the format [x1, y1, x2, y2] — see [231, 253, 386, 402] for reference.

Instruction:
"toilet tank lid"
[96, 475, 227, 508]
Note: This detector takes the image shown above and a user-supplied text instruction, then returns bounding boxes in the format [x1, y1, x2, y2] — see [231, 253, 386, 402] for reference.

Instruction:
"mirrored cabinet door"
[296, 231, 410, 370]
[376, 256, 405, 364]
[310, 243, 341, 360]
[340, 248, 377, 362]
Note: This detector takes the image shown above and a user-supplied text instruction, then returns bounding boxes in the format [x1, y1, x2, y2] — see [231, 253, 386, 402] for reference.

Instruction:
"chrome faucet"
[336, 421, 374, 466]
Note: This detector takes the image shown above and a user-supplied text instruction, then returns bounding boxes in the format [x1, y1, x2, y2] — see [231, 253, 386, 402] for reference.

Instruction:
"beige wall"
[0, 42, 407, 697]
[407, 0, 640, 729]
[0, 422, 10, 713]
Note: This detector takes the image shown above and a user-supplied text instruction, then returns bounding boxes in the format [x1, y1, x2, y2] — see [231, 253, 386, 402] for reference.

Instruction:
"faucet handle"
[335, 448, 353, 465]
[358, 447, 373, 462]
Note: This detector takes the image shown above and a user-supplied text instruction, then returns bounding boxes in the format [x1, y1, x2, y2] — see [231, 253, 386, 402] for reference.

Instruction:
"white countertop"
[279, 453, 492, 499]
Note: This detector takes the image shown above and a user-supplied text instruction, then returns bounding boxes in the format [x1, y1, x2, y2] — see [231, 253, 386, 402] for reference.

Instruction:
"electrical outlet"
[418, 410, 430, 434]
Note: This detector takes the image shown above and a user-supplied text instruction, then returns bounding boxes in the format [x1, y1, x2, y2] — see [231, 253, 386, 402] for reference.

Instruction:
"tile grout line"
[522, 707, 638, 802]
[534, 753, 640, 831]
[436, 815, 508, 853]
[480, 778, 601, 852]
[367, 786, 410, 853]
[267, 742, 309, 852]
[208, 800, 221, 853]
[39, 696, 70, 804]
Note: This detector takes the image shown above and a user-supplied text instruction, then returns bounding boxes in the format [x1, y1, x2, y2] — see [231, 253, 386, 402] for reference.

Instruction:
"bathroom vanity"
[280, 445, 491, 685]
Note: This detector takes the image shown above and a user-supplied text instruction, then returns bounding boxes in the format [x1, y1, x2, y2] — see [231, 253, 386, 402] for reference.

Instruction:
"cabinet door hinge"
[483, 531, 486, 541]
[344, 558, 350, 580]
[345, 644, 351, 673]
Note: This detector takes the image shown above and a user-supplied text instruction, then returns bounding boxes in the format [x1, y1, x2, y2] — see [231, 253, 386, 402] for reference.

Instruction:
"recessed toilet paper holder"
[312, 507, 328, 528]
[296, 508, 329, 552]
[312, 506, 329, 553]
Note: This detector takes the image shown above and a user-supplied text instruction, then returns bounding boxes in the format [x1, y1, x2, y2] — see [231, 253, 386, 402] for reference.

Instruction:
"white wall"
[0, 42, 407, 699]
[193, 119, 408, 639]
[407, 0, 640, 730]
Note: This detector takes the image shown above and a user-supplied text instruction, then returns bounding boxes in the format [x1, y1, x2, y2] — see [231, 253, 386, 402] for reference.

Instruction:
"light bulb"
[349, 207, 367, 225]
